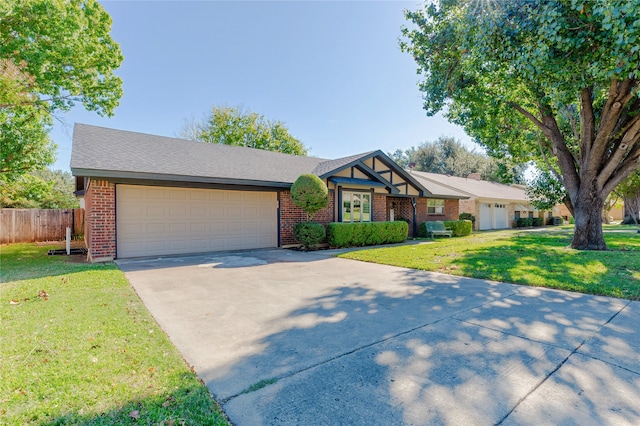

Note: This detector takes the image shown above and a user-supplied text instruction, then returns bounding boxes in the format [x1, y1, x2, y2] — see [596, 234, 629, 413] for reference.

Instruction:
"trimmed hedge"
[294, 222, 326, 250]
[418, 220, 472, 237]
[444, 220, 473, 236]
[327, 221, 408, 248]
[516, 217, 533, 227]
[532, 217, 544, 227]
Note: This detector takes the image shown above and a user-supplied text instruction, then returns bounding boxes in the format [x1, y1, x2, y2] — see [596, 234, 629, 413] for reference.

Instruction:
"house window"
[428, 199, 445, 215]
[342, 191, 371, 222]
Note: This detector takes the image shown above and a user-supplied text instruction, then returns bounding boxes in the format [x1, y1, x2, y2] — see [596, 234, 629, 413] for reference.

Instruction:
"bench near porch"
[425, 221, 453, 238]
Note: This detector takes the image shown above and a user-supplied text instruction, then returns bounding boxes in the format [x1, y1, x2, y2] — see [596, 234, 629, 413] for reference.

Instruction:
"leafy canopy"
[402, 0, 640, 250]
[0, 169, 79, 209]
[526, 170, 567, 211]
[179, 105, 307, 155]
[0, 0, 123, 177]
[290, 174, 329, 220]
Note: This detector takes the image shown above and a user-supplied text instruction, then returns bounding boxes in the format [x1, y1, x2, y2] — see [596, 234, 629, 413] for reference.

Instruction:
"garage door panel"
[228, 192, 242, 201]
[116, 185, 277, 258]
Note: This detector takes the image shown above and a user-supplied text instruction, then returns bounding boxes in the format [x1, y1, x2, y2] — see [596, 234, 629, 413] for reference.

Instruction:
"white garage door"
[116, 185, 277, 258]
[494, 203, 508, 229]
[479, 203, 492, 230]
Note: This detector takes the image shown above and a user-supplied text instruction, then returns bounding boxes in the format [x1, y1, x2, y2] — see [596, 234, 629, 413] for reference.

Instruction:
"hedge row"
[327, 221, 408, 248]
[516, 217, 544, 227]
[444, 220, 473, 236]
[418, 220, 472, 238]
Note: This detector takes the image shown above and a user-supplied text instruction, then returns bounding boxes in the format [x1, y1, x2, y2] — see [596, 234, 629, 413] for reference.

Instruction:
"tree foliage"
[0, 169, 79, 209]
[179, 105, 307, 155]
[402, 1, 640, 250]
[526, 170, 567, 211]
[290, 174, 328, 221]
[0, 0, 123, 177]
[389, 136, 526, 183]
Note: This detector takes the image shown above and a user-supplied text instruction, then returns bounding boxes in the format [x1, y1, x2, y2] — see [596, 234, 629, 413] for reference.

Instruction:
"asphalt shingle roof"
[71, 124, 333, 185]
[411, 171, 528, 201]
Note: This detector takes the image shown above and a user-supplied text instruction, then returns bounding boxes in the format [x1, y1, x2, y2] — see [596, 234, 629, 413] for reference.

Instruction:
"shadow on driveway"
[118, 249, 640, 425]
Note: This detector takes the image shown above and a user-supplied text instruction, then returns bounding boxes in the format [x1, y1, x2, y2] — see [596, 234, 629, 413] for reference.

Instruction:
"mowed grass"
[340, 225, 640, 300]
[0, 243, 229, 425]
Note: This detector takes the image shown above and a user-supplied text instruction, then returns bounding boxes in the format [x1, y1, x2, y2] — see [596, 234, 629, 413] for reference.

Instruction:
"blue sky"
[51, 0, 475, 172]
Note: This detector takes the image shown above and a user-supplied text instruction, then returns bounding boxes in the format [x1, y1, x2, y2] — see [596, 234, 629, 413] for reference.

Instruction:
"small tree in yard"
[291, 174, 329, 249]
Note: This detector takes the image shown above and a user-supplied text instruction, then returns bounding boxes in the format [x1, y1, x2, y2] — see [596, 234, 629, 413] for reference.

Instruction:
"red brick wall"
[85, 179, 116, 262]
[279, 189, 335, 245]
[444, 199, 459, 221]
[373, 194, 387, 222]
[385, 197, 417, 236]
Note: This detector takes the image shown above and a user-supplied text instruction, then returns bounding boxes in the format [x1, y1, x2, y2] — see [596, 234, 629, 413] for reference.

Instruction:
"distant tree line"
[389, 136, 526, 184]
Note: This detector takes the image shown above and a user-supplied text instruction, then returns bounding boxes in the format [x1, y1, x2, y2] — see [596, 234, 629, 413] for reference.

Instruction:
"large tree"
[0, 0, 123, 177]
[178, 105, 307, 155]
[389, 136, 526, 183]
[402, 1, 640, 250]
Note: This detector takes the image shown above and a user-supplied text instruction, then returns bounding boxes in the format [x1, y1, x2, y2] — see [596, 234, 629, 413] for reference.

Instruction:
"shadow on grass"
[45, 376, 228, 425]
[451, 231, 640, 300]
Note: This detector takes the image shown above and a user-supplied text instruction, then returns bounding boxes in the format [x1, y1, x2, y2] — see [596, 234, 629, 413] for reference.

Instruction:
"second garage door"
[116, 185, 278, 258]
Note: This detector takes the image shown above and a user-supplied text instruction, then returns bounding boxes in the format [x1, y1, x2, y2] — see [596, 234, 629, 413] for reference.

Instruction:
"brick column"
[85, 179, 116, 262]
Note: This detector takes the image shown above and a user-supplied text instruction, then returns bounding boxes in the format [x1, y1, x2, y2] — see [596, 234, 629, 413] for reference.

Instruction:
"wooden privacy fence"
[0, 208, 84, 244]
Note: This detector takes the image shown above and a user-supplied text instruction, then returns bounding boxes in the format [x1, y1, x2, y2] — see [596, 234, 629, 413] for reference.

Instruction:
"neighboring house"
[410, 171, 547, 230]
[71, 124, 466, 261]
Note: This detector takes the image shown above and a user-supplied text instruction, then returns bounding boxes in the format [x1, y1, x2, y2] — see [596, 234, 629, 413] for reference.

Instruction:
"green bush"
[516, 217, 533, 227]
[532, 217, 544, 227]
[444, 220, 473, 236]
[417, 222, 429, 238]
[294, 222, 326, 250]
[459, 212, 475, 225]
[327, 221, 408, 248]
[291, 174, 329, 220]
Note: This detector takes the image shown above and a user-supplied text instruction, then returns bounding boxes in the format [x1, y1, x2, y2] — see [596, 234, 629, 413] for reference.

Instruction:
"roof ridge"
[73, 123, 328, 161]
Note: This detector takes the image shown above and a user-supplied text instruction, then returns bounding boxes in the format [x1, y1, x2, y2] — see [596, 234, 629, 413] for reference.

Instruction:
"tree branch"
[537, 135, 563, 181]
[509, 102, 546, 131]
[602, 146, 640, 195]
[579, 87, 595, 166]
[588, 78, 637, 172]
[598, 116, 640, 188]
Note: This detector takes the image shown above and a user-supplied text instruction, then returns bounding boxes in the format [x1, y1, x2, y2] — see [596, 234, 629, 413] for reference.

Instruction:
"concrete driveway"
[117, 249, 640, 425]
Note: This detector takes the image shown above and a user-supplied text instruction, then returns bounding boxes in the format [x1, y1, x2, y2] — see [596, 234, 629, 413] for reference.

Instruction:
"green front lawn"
[340, 225, 640, 300]
[0, 243, 229, 425]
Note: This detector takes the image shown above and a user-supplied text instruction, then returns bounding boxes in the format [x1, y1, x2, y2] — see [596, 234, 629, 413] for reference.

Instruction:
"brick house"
[71, 124, 466, 261]
[411, 171, 546, 230]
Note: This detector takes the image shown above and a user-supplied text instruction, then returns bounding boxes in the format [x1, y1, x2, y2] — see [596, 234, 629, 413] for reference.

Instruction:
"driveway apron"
[117, 249, 640, 425]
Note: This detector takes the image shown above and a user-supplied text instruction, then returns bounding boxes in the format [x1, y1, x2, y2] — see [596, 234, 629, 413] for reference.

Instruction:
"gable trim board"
[71, 124, 466, 261]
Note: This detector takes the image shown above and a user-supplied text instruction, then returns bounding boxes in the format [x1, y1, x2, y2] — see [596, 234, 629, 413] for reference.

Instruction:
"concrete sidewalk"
[118, 249, 640, 425]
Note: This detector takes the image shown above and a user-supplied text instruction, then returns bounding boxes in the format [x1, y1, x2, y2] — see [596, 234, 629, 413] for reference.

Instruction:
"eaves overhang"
[70, 168, 293, 189]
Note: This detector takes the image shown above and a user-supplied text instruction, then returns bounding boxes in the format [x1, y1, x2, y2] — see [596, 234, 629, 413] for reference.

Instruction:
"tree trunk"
[571, 192, 607, 250]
